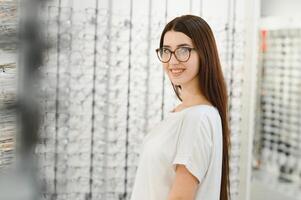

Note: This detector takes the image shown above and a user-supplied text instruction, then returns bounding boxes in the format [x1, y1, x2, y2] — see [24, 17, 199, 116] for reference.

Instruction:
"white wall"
[261, 0, 301, 17]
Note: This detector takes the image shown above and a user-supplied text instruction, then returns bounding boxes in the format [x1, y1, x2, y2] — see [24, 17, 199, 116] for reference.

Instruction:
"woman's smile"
[170, 68, 186, 77]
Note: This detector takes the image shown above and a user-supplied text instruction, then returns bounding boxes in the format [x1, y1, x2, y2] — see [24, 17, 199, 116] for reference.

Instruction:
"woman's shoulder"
[166, 104, 220, 126]
[183, 104, 219, 118]
[180, 105, 221, 128]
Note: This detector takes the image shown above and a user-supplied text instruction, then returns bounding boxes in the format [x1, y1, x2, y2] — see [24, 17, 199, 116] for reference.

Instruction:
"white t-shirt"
[130, 105, 223, 200]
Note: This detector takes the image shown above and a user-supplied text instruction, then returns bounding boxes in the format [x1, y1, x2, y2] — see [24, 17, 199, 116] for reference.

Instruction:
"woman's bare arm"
[167, 164, 199, 200]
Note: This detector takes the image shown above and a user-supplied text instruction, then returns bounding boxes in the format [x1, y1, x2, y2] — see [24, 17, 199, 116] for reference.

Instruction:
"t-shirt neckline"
[168, 104, 217, 115]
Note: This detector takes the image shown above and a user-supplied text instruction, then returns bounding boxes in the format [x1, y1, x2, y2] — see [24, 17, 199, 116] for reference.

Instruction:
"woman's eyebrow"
[163, 43, 192, 48]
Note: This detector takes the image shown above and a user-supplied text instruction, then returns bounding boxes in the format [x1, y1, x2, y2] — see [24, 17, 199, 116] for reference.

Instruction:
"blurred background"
[0, 0, 300, 200]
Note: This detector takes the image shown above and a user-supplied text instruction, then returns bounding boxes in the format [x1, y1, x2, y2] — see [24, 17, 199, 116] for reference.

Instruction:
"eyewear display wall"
[255, 28, 301, 196]
[0, 0, 17, 171]
[0, 0, 247, 200]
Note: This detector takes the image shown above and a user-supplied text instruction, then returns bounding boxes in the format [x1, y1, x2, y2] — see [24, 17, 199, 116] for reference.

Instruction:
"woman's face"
[162, 30, 200, 87]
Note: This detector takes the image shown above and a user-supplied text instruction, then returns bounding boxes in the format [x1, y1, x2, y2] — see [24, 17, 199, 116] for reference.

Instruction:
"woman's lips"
[170, 68, 185, 77]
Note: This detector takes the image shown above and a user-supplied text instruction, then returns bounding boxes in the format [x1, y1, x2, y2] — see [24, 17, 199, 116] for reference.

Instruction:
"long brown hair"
[159, 15, 230, 200]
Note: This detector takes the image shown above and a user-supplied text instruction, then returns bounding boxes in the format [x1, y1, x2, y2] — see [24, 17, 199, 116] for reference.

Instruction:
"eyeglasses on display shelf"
[258, 28, 301, 191]
[0, 1, 17, 52]
[28, 1, 252, 200]
[0, 0, 17, 169]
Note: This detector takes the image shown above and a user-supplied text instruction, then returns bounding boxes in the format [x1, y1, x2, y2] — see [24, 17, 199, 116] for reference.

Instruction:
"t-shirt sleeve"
[172, 111, 213, 183]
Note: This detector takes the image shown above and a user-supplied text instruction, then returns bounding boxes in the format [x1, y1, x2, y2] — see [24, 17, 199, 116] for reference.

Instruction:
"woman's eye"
[163, 49, 170, 54]
[178, 47, 189, 53]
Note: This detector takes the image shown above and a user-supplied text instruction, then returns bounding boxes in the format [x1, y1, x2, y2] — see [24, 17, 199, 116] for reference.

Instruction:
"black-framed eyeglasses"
[155, 47, 195, 63]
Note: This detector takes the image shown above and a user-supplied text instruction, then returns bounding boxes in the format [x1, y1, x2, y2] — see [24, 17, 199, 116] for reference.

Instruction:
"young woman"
[130, 15, 230, 200]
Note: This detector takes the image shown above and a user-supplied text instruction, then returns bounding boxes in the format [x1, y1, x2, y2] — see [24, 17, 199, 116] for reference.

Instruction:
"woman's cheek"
[163, 63, 169, 73]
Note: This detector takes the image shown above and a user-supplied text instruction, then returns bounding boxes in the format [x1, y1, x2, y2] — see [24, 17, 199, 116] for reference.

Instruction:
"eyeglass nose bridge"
[168, 51, 180, 63]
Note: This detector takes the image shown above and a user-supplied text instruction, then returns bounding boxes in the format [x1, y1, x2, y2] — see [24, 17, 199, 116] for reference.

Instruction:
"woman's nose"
[169, 53, 179, 64]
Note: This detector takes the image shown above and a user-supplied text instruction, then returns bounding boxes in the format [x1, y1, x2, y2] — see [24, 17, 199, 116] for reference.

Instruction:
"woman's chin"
[170, 79, 182, 86]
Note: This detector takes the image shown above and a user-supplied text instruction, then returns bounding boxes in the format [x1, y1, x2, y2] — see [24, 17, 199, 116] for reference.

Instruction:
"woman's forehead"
[163, 31, 193, 47]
